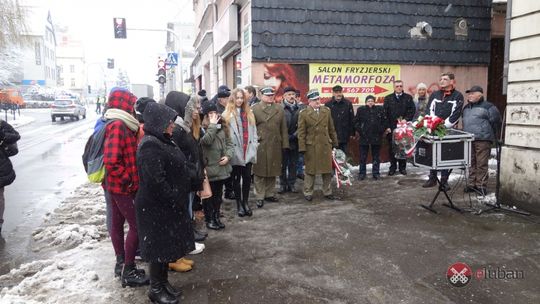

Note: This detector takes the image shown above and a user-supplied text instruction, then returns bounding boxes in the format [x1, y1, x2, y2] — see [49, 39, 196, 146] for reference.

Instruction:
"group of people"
[96, 70, 500, 304]
[353, 72, 500, 195]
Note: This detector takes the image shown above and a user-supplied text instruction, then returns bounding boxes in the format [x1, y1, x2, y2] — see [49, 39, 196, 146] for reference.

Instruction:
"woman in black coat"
[135, 102, 194, 304]
[354, 95, 387, 180]
[0, 119, 20, 234]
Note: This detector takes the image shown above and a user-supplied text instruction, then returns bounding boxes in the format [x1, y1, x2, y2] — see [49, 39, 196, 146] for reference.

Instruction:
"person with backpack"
[0, 119, 20, 234]
[102, 88, 148, 287]
[135, 102, 193, 304]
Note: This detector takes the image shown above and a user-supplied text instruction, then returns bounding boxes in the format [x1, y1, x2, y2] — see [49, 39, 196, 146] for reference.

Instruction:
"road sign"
[165, 53, 178, 66]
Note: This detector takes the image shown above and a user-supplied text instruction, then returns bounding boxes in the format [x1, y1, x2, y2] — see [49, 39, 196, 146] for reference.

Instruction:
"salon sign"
[309, 63, 401, 104]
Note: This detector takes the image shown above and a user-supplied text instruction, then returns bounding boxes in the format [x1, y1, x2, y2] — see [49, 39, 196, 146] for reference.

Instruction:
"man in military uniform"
[252, 87, 289, 208]
[297, 89, 339, 201]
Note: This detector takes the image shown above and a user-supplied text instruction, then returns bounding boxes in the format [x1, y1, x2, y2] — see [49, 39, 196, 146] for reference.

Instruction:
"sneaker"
[188, 242, 205, 255]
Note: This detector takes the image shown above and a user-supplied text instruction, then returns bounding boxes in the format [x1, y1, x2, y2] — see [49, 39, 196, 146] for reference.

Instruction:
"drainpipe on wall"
[502, 0, 512, 95]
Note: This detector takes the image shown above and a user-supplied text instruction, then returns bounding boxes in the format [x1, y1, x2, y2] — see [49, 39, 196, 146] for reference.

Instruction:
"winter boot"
[422, 177, 437, 188]
[205, 202, 220, 230]
[148, 263, 178, 304]
[214, 209, 225, 229]
[242, 199, 253, 217]
[203, 202, 212, 224]
[236, 199, 246, 217]
[121, 263, 150, 288]
[114, 255, 125, 277]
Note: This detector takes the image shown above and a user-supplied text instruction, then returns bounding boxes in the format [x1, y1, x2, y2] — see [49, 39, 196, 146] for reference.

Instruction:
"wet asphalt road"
[0, 108, 96, 274]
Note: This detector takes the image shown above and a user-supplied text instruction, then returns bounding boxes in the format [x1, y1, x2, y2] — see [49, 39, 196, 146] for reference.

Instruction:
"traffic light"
[157, 68, 166, 84]
[113, 18, 127, 39]
[88, 85, 91, 94]
[157, 59, 166, 84]
[107, 58, 114, 69]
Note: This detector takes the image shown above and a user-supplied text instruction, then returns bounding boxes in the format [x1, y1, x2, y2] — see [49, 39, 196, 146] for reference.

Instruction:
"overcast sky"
[45, 0, 194, 89]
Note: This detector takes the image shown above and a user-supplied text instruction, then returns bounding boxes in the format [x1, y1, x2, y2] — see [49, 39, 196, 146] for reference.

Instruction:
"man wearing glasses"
[383, 80, 416, 176]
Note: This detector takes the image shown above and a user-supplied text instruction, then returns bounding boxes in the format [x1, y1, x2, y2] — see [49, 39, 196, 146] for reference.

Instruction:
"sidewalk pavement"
[2, 114, 35, 129]
[1, 166, 539, 304]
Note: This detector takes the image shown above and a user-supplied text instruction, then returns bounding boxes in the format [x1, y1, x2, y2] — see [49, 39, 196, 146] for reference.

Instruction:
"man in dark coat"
[422, 73, 464, 190]
[325, 85, 355, 155]
[354, 95, 387, 180]
[383, 80, 415, 175]
[209, 85, 230, 114]
[279, 86, 304, 193]
[0, 119, 20, 234]
[252, 86, 289, 208]
[298, 89, 338, 201]
[135, 102, 194, 303]
[246, 85, 260, 106]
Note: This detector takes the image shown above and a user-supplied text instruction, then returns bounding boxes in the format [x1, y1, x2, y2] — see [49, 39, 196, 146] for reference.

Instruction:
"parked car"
[51, 98, 86, 122]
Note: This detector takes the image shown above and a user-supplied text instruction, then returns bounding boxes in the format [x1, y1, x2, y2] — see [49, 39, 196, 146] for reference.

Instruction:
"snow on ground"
[5, 115, 35, 129]
[0, 183, 135, 304]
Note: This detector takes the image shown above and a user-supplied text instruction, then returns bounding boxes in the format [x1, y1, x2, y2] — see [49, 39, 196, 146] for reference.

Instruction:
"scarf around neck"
[104, 108, 140, 132]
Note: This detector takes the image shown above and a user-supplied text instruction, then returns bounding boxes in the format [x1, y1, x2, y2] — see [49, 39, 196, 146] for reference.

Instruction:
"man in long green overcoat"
[297, 89, 338, 201]
[252, 87, 289, 208]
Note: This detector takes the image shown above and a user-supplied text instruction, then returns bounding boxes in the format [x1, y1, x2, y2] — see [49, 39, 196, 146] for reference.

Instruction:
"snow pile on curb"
[0, 258, 107, 304]
[31, 186, 108, 252]
[0, 183, 129, 304]
[7, 116, 36, 129]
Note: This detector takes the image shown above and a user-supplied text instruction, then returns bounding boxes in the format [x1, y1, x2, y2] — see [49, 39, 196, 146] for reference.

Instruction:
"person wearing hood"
[135, 102, 192, 304]
[279, 86, 304, 193]
[165, 93, 207, 271]
[165, 91, 190, 119]
[222, 88, 258, 217]
[102, 88, 148, 287]
[135, 97, 156, 144]
[200, 102, 234, 230]
[0, 118, 20, 234]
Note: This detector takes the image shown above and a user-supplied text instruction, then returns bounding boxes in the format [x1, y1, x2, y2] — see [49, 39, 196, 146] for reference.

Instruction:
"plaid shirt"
[103, 120, 139, 195]
[103, 89, 139, 196]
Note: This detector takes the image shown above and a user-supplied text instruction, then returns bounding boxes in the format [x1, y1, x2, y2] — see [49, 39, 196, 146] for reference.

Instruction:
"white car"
[51, 98, 86, 122]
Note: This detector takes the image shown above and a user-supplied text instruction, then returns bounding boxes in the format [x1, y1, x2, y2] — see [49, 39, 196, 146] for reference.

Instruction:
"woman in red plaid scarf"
[222, 88, 258, 217]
